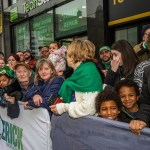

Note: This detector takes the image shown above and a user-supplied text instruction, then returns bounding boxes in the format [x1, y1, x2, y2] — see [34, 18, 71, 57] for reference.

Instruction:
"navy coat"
[24, 76, 64, 111]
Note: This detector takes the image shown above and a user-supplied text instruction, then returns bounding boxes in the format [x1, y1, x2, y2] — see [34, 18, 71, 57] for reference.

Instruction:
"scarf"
[59, 61, 102, 103]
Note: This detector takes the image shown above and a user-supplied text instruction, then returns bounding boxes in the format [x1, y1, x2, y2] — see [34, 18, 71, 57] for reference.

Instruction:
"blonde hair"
[67, 40, 95, 63]
[34, 58, 57, 84]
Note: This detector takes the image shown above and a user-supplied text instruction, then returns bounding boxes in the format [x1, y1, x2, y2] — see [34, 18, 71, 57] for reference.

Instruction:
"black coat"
[104, 67, 134, 87]
[0, 78, 23, 119]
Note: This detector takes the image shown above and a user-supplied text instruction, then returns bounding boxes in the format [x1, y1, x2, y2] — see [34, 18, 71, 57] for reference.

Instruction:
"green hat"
[99, 46, 111, 53]
[0, 68, 13, 78]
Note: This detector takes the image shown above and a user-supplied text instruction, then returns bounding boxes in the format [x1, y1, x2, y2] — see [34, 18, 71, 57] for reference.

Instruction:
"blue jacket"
[24, 76, 64, 111]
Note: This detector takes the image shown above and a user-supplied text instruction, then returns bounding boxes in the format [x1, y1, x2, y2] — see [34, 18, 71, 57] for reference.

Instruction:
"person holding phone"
[23, 58, 64, 112]
[104, 40, 139, 87]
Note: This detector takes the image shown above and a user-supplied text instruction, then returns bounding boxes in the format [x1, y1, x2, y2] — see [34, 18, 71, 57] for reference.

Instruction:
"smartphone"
[48, 94, 58, 106]
[25, 103, 35, 110]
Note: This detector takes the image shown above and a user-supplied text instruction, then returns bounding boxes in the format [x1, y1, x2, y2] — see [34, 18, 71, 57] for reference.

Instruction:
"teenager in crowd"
[104, 40, 139, 87]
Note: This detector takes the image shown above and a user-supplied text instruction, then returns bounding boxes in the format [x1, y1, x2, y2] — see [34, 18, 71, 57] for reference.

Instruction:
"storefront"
[1, 0, 104, 58]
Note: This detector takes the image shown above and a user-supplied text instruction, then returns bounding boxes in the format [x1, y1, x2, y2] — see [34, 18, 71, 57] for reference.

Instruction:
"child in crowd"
[115, 79, 140, 123]
[0, 70, 22, 119]
[48, 41, 67, 76]
[95, 87, 122, 121]
[0, 58, 13, 75]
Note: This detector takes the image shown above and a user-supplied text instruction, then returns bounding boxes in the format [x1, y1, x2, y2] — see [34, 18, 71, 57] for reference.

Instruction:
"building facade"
[0, 0, 104, 58]
[0, 0, 150, 59]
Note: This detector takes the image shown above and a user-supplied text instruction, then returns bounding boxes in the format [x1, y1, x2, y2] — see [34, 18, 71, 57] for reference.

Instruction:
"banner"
[0, 102, 52, 150]
[51, 113, 150, 150]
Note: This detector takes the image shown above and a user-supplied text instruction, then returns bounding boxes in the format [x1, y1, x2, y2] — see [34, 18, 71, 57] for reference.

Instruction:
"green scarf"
[59, 61, 102, 103]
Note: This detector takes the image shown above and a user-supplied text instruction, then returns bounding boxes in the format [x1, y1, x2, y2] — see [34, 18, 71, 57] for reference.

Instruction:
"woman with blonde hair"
[50, 40, 102, 118]
[24, 58, 64, 112]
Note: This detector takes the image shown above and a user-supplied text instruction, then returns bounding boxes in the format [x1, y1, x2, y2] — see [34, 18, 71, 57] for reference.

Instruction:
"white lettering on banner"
[0, 103, 52, 150]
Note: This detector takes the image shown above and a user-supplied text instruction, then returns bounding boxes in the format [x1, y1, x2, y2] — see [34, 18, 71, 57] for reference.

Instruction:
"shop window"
[10, 0, 17, 5]
[31, 11, 54, 57]
[55, 0, 87, 38]
[14, 21, 30, 51]
[115, 27, 137, 46]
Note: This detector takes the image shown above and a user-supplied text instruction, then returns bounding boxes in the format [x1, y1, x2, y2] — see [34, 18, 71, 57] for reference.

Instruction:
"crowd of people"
[1, 25, 150, 137]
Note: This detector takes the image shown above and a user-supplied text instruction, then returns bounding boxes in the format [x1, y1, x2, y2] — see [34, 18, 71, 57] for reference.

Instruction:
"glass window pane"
[31, 11, 54, 57]
[11, 0, 17, 5]
[55, 0, 87, 38]
[14, 21, 30, 51]
[128, 27, 137, 46]
[115, 29, 127, 41]
[115, 27, 137, 47]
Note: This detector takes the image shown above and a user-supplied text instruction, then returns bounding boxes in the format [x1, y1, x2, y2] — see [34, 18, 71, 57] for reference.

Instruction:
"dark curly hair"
[114, 79, 140, 96]
[95, 87, 122, 113]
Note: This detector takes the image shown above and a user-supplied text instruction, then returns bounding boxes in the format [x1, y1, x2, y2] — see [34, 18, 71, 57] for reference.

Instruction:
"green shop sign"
[10, 7, 18, 22]
[23, 0, 51, 13]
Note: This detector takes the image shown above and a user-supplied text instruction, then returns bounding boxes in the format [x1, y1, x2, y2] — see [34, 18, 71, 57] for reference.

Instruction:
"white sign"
[0, 103, 52, 150]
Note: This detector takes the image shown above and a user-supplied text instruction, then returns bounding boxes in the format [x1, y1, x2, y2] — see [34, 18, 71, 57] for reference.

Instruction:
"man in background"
[134, 25, 150, 61]
[97, 46, 111, 82]
[16, 51, 25, 62]
[24, 50, 36, 71]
